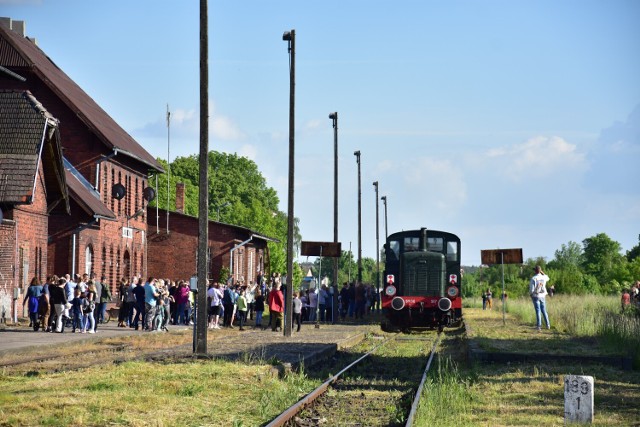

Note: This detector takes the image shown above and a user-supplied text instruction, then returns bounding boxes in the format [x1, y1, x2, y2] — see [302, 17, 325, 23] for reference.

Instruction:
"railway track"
[268, 332, 442, 427]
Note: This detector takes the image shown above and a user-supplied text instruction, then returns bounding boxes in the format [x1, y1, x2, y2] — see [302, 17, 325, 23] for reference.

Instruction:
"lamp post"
[354, 150, 362, 285]
[329, 112, 338, 293]
[373, 181, 380, 309]
[282, 29, 295, 338]
[381, 195, 388, 239]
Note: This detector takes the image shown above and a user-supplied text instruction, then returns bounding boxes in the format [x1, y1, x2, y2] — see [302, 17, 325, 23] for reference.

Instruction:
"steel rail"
[265, 336, 394, 427]
[405, 332, 442, 426]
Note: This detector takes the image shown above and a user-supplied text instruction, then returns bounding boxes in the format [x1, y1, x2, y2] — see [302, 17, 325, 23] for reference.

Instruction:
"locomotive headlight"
[391, 297, 405, 311]
[446, 286, 459, 298]
[385, 285, 397, 297]
[438, 297, 452, 312]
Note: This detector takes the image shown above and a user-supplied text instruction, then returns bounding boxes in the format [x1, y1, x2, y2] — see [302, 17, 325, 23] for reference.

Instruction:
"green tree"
[626, 235, 640, 262]
[150, 151, 299, 276]
[582, 233, 625, 290]
[549, 241, 583, 269]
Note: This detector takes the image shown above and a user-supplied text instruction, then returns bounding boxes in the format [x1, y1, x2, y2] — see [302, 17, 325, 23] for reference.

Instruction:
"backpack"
[83, 298, 95, 313]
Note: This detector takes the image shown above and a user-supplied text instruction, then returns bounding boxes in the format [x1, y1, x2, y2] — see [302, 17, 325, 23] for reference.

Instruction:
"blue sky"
[3, 0, 639, 266]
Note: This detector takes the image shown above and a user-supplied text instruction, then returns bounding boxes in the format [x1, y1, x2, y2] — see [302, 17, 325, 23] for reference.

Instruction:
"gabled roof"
[0, 20, 164, 173]
[64, 158, 116, 221]
[0, 89, 68, 212]
[149, 206, 280, 244]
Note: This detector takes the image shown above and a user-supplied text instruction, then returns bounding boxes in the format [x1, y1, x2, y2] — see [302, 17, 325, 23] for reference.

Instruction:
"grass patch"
[0, 358, 319, 426]
[415, 349, 640, 426]
[504, 295, 640, 367]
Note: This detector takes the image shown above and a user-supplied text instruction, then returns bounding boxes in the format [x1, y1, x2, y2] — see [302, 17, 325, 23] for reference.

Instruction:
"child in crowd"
[236, 288, 248, 331]
[254, 289, 264, 328]
[71, 287, 83, 333]
[80, 291, 91, 333]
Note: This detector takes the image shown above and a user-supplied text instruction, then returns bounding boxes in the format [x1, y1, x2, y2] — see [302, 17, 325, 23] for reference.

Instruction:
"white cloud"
[485, 136, 587, 183]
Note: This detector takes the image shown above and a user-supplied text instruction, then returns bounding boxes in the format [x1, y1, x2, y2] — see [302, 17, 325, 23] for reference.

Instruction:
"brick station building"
[147, 183, 277, 284]
[0, 19, 277, 321]
[0, 18, 163, 317]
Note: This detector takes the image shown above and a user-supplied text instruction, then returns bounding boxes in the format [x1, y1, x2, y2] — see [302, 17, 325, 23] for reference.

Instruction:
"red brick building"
[147, 184, 277, 283]
[0, 89, 69, 321]
[0, 19, 163, 298]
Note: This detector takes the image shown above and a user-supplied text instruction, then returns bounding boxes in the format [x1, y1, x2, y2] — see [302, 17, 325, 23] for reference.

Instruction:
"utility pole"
[354, 150, 362, 285]
[194, 0, 209, 355]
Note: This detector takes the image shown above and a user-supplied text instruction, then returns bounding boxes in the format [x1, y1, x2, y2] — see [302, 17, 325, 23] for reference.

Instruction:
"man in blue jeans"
[529, 265, 551, 332]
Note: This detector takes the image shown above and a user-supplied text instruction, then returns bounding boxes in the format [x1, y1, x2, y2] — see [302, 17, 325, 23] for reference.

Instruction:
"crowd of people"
[23, 273, 112, 333]
[621, 281, 640, 313]
[21, 271, 382, 334]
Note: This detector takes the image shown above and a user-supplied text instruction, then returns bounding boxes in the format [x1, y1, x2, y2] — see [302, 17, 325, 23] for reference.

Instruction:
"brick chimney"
[175, 182, 185, 213]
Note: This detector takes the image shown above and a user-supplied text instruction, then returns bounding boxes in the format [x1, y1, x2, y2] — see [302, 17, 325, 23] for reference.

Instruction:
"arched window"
[85, 245, 93, 276]
[118, 171, 123, 216]
[123, 250, 131, 281]
[111, 169, 115, 211]
[110, 246, 115, 286]
[248, 250, 254, 283]
[102, 246, 107, 281]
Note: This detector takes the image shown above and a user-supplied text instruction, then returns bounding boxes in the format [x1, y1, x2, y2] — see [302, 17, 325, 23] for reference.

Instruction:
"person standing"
[144, 278, 159, 331]
[318, 285, 328, 322]
[49, 278, 68, 333]
[132, 277, 146, 330]
[308, 288, 318, 322]
[117, 278, 128, 327]
[486, 288, 493, 310]
[98, 275, 112, 326]
[621, 289, 631, 312]
[22, 278, 43, 329]
[254, 288, 265, 328]
[268, 282, 284, 332]
[175, 281, 191, 325]
[85, 281, 98, 334]
[207, 282, 223, 329]
[236, 288, 248, 331]
[222, 284, 237, 328]
[91, 274, 103, 327]
[70, 287, 83, 332]
[529, 265, 551, 331]
[292, 291, 302, 332]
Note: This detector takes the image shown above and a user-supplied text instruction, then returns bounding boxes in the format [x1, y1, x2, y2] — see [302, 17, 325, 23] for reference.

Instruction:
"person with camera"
[529, 265, 551, 332]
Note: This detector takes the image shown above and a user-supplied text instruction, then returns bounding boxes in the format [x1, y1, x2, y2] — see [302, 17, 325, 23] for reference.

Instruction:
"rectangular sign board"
[481, 248, 523, 265]
[301, 241, 342, 258]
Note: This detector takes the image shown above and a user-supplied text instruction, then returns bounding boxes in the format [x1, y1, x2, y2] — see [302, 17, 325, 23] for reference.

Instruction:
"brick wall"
[0, 221, 17, 320]
[147, 207, 266, 283]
